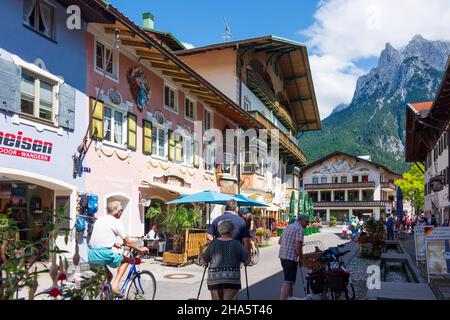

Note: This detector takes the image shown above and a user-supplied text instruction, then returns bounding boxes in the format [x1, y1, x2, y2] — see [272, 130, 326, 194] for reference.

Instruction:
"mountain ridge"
[301, 35, 450, 173]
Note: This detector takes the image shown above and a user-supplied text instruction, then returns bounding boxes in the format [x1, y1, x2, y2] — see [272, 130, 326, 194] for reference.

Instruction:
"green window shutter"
[193, 140, 200, 168]
[168, 130, 175, 160]
[127, 113, 137, 151]
[143, 120, 152, 155]
[90, 98, 104, 140]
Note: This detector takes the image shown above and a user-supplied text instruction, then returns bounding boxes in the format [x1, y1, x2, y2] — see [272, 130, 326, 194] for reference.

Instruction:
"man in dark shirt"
[207, 200, 251, 252]
[386, 216, 394, 240]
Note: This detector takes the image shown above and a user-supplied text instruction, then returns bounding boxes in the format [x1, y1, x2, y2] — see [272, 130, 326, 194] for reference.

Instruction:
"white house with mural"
[301, 151, 402, 223]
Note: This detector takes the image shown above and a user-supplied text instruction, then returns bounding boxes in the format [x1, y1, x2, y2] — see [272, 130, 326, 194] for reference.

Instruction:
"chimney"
[143, 12, 154, 30]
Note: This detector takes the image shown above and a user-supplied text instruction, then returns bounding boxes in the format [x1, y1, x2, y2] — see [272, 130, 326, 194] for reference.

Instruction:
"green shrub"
[330, 216, 337, 227]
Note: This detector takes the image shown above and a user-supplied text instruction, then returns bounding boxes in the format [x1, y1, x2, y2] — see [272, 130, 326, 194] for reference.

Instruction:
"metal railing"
[305, 181, 376, 190]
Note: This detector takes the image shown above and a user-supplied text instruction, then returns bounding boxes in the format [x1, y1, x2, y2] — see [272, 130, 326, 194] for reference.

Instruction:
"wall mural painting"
[314, 157, 361, 175]
[128, 67, 151, 112]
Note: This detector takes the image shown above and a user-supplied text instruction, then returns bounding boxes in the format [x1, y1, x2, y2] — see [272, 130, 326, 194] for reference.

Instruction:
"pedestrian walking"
[207, 200, 251, 252]
[201, 219, 250, 300]
[386, 215, 394, 241]
[278, 215, 310, 300]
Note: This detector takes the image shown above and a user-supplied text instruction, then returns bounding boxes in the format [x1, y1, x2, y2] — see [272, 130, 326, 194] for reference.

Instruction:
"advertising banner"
[425, 227, 450, 281]
[414, 226, 434, 261]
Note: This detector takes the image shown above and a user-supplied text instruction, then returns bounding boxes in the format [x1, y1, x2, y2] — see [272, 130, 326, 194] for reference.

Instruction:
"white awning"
[142, 181, 202, 196]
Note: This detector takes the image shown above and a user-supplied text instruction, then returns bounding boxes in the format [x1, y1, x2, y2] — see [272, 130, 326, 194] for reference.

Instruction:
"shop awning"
[142, 181, 201, 196]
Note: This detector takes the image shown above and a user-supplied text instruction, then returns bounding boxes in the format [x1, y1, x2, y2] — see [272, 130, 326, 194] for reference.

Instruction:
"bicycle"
[116, 248, 157, 300]
[305, 244, 355, 300]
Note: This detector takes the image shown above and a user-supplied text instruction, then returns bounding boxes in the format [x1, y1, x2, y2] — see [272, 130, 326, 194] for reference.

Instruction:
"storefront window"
[330, 210, 350, 224]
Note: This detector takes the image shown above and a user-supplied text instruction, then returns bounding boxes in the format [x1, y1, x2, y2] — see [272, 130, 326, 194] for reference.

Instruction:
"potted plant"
[164, 206, 201, 253]
[256, 228, 271, 246]
[330, 216, 337, 227]
[358, 217, 386, 258]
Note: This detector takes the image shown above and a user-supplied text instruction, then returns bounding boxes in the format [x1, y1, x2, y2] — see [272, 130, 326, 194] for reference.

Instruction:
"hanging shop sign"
[425, 227, 450, 281]
[128, 67, 151, 112]
[0, 131, 53, 162]
[415, 226, 434, 261]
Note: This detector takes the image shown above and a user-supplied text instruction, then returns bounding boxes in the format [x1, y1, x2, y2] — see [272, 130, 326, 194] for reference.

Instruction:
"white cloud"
[302, 0, 450, 119]
[182, 42, 195, 49]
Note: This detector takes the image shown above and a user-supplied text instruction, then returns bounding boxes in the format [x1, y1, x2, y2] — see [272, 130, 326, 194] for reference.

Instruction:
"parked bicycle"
[305, 244, 355, 300]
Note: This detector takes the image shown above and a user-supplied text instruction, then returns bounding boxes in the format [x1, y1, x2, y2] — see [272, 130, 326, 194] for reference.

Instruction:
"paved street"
[23, 227, 354, 300]
[132, 227, 354, 300]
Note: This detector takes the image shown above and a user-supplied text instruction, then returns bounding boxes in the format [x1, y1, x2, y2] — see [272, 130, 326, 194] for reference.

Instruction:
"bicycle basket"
[327, 269, 350, 292]
[307, 270, 325, 294]
[302, 252, 326, 268]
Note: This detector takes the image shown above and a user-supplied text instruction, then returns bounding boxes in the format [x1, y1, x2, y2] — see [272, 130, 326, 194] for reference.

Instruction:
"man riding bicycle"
[88, 201, 148, 296]
[240, 209, 257, 259]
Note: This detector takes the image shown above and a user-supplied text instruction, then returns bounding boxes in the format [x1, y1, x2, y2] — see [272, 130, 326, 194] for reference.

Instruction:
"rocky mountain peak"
[403, 34, 450, 71]
[378, 42, 403, 69]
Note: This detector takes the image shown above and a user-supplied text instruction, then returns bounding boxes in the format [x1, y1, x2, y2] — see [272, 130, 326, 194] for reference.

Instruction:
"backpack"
[75, 215, 87, 233]
[87, 194, 98, 216]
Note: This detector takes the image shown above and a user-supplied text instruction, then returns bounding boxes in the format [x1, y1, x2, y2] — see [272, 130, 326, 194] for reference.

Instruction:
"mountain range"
[300, 35, 450, 173]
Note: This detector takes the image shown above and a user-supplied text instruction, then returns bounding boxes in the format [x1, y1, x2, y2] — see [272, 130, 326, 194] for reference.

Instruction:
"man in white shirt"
[88, 201, 148, 295]
[146, 224, 160, 240]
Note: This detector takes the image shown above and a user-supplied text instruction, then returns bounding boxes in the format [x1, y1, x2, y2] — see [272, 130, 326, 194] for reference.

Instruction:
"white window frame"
[151, 123, 168, 160]
[94, 39, 119, 81]
[203, 106, 213, 132]
[184, 96, 196, 121]
[23, 0, 56, 40]
[243, 97, 251, 111]
[20, 68, 59, 126]
[223, 152, 234, 176]
[164, 83, 178, 114]
[183, 135, 194, 167]
[101, 104, 127, 149]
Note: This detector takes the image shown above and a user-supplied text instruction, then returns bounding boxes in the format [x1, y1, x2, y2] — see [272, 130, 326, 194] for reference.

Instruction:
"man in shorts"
[278, 215, 310, 300]
[88, 200, 148, 295]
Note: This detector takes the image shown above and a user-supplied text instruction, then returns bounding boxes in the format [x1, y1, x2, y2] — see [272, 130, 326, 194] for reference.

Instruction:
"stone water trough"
[367, 240, 435, 300]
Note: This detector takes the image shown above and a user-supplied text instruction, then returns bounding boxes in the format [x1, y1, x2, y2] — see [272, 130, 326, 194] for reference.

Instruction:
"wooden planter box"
[163, 228, 207, 266]
[162, 252, 188, 266]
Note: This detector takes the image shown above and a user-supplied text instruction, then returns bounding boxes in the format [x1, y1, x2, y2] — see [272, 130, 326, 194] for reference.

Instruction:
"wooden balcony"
[249, 111, 306, 166]
[276, 102, 296, 132]
[314, 201, 392, 208]
[381, 181, 396, 191]
[247, 69, 277, 112]
[305, 181, 376, 191]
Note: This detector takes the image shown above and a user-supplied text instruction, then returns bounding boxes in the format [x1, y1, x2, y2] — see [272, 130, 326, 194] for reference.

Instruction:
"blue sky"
[109, 1, 450, 119]
[109, 0, 318, 47]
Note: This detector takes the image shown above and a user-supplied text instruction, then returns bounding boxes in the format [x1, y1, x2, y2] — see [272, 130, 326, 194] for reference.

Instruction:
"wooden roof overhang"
[90, 1, 262, 130]
[176, 36, 322, 133]
[249, 111, 307, 166]
[405, 60, 450, 162]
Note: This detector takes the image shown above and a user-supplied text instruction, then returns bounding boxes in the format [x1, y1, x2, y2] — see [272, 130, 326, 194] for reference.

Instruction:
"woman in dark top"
[201, 219, 250, 300]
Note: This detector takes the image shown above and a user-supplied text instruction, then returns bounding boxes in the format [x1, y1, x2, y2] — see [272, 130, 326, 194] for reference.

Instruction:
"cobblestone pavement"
[346, 256, 380, 300]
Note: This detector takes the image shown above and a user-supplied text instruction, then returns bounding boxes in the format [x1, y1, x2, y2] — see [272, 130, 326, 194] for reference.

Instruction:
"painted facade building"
[0, 0, 110, 255]
[80, 3, 268, 238]
[406, 59, 450, 225]
[176, 36, 321, 223]
[301, 151, 401, 223]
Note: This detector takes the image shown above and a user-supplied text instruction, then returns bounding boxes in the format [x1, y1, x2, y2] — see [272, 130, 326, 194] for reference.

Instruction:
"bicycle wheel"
[125, 271, 156, 300]
[251, 246, 260, 266]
